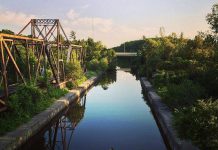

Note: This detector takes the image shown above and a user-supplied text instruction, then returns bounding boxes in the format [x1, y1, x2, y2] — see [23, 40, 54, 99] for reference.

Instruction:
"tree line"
[119, 4, 218, 150]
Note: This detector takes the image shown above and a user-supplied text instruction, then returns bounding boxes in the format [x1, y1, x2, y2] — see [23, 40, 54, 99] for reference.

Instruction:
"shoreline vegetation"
[0, 34, 116, 136]
[115, 4, 218, 150]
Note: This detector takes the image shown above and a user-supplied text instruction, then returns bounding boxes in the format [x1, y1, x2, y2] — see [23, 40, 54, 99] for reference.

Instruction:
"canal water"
[23, 70, 167, 150]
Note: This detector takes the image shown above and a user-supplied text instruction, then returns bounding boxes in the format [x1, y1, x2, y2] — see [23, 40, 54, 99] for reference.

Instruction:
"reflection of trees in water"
[99, 71, 117, 90]
[117, 57, 134, 68]
[39, 96, 86, 150]
[66, 97, 86, 128]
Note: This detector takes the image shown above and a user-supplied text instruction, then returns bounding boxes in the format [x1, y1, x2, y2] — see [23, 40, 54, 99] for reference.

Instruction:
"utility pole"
[92, 17, 94, 39]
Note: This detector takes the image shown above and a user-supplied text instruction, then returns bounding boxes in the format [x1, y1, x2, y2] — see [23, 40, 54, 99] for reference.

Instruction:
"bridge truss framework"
[0, 19, 86, 111]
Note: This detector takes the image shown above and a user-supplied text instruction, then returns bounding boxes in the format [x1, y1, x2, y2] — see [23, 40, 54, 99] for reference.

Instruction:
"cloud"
[66, 9, 79, 19]
[0, 8, 158, 47]
[65, 9, 113, 33]
[81, 4, 90, 9]
[63, 9, 157, 47]
[0, 9, 36, 26]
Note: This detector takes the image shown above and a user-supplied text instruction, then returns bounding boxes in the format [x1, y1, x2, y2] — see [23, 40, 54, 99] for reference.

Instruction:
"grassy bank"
[0, 85, 68, 135]
[0, 68, 110, 136]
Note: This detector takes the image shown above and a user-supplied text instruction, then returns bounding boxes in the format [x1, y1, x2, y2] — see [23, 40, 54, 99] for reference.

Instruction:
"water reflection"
[22, 96, 87, 150]
[99, 71, 116, 90]
[22, 70, 166, 150]
[44, 96, 86, 150]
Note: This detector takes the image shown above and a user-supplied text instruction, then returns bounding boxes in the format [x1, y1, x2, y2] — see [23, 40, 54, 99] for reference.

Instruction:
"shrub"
[85, 71, 97, 78]
[38, 76, 49, 88]
[99, 58, 108, 71]
[9, 84, 43, 113]
[173, 99, 218, 150]
[66, 81, 76, 90]
[65, 61, 83, 80]
[47, 86, 68, 99]
[86, 59, 99, 71]
[164, 80, 205, 109]
[0, 84, 67, 135]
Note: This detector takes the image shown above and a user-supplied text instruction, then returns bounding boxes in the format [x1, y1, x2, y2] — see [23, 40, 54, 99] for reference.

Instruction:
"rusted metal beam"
[3, 40, 26, 84]
[17, 20, 31, 35]
[25, 40, 31, 80]
[44, 21, 57, 41]
[0, 37, 9, 101]
[34, 44, 44, 83]
[35, 25, 46, 39]
[0, 33, 43, 42]
[59, 22, 69, 42]
[45, 46, 59, 84]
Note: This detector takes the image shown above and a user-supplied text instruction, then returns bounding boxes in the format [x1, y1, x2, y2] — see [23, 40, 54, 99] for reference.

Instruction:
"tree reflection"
[42, 96, 86, 150]
[99, 71, 117, 90]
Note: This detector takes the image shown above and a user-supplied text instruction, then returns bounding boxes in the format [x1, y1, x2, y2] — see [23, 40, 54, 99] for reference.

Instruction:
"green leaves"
[206, 4, 218, 34]
[65, 61, 84, 80]
[0, 84, 67, 135]
[164, 80, 205, 109]
[173, 99, 218, 150]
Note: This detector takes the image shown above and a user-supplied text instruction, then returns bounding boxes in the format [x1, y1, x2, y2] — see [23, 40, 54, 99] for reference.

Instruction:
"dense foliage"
[130, 4, 218, 149]
[113, 40, 144, 52]
[0, 84, 67, 135]
[173, 100, 218, 150]
[85, 38, 116, 72]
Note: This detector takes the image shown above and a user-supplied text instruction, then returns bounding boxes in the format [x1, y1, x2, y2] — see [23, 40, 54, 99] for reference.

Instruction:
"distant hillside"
[112, 40, 144, 53]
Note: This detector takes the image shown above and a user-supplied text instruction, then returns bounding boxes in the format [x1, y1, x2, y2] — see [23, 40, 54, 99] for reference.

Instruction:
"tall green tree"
[70, 30, 76, 41]
[206, 4, 218, 34]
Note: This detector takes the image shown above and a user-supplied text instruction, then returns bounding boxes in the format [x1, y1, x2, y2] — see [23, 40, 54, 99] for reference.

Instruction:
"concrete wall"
[140, 77, 198, 150]
[0, 75, 101, 150]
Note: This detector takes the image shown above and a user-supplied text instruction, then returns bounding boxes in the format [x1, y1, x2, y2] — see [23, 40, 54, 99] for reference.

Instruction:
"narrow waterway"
[23, 70, 167, 150]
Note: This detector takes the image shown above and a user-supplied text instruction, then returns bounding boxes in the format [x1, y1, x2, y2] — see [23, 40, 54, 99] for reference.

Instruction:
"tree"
[206, 4, 218, 34]
[0, 29, 14, 35]
[70, 30, 76, 41]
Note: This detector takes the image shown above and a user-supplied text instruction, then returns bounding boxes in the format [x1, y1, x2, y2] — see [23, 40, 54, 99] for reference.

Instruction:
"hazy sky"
[0, 0, 217, 47]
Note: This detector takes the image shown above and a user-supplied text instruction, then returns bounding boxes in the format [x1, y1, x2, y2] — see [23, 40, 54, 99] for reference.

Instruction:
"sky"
[0, 0, 217, 48]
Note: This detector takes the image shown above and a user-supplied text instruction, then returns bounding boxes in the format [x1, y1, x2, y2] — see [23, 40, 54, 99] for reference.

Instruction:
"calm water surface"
[26, 70, 167, 150]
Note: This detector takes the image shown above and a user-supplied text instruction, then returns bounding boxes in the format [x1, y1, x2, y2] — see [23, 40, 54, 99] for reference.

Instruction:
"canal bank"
[0, 74, 102, 150]
[140, 77, 198, 150]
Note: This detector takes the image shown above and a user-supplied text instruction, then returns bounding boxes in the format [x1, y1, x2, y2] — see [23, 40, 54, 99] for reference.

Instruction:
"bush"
[99, 58, 108, 71]
[65, 61, 83, 80]
[38, 76, 49, 88]
[173, 99, 218, 150]
[9, 84, 43, 113]
[87, 59, 99, 71]
[66, 81, 76, 90]
[164, 80, 205, 109]
[47, 86, 68, 99]
[85, 71, 97, 78]
[0, 84, 67, 135]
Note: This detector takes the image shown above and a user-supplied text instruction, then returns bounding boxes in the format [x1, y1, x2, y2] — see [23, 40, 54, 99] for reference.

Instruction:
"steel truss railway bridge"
[0, 19, 86, 112]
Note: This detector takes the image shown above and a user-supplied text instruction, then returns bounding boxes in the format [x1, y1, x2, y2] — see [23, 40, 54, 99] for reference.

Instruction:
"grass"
[0, 70, 99, 135]
[85, 70, 98, 79]
[0, 85, 68, 135]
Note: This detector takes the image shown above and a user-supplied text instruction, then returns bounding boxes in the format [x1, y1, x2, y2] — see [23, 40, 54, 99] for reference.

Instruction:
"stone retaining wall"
[140, 77, 198, 150]
[0, 75, 101, 150]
